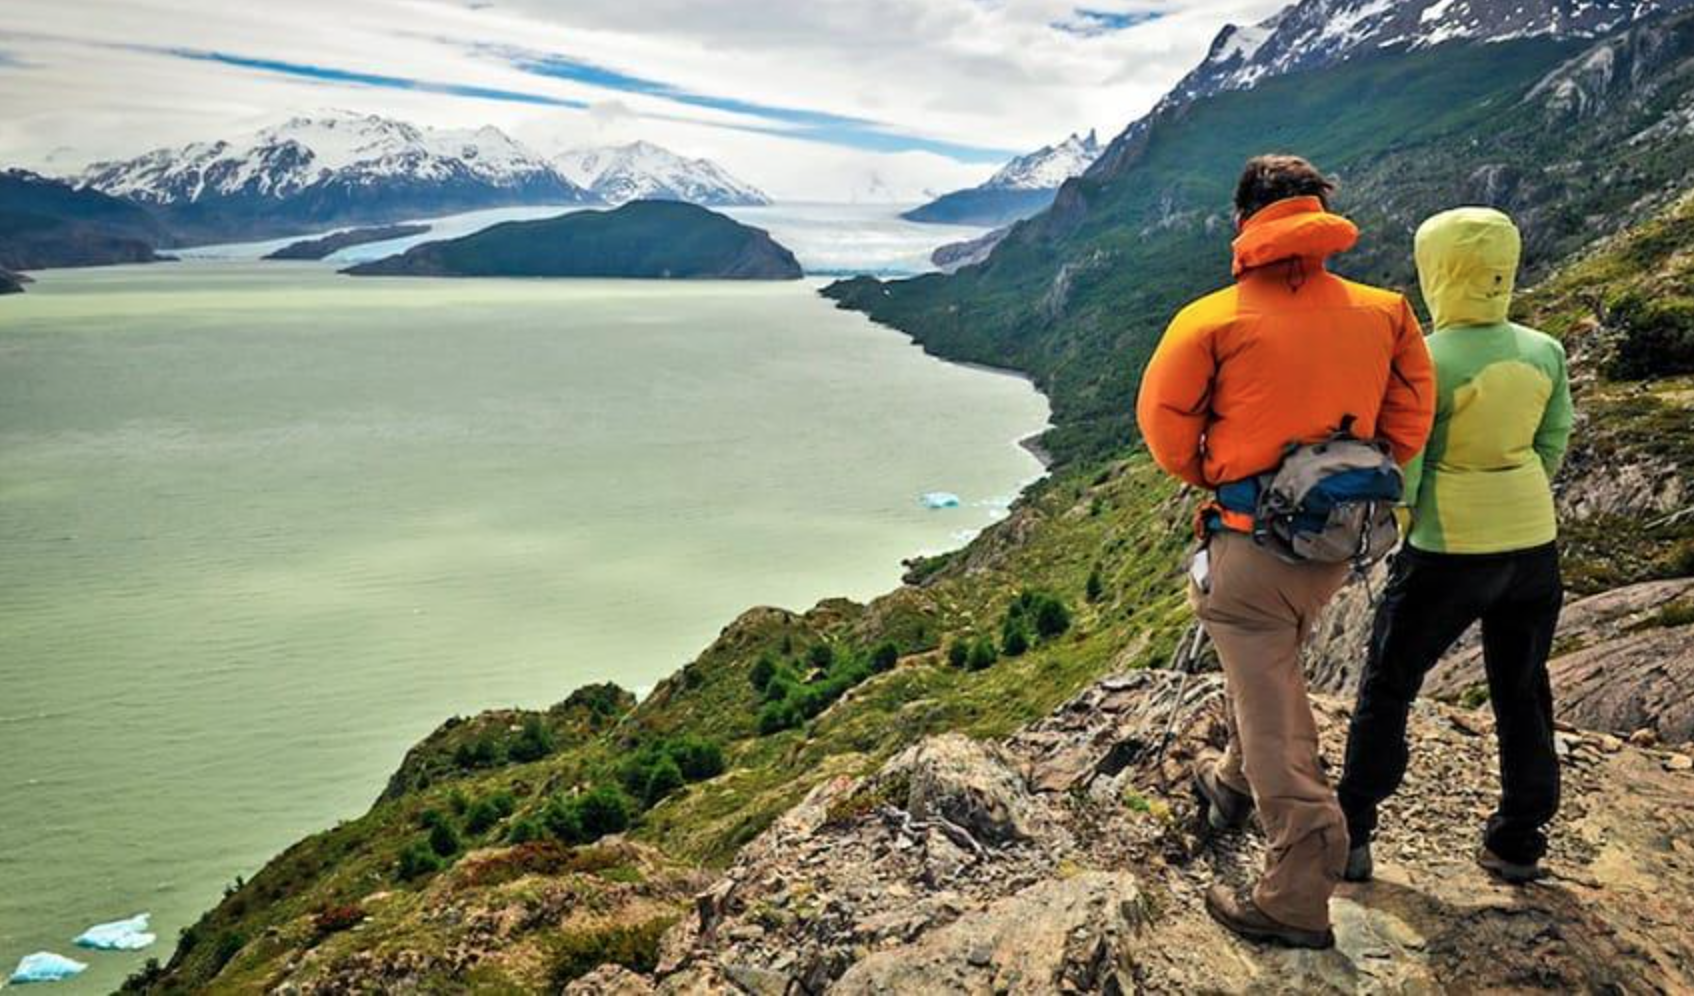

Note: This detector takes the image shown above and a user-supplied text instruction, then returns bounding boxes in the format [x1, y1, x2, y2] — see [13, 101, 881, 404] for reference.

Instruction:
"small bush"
[464, 792, 516, 835]
[758, 699, 800, 734]
[1607, 291, 1694, 380]
[507, 817, 543, 844]
[807, 643, 836, 670]
[667, 735, 725, 781]
[870, 641, 900, 672]
[541, 796, 583, 843]
[967, 637, 998, 671]
[548, 917, 676, 988]
[640, 754, 685, 807]
[1001, 622, 1030, 657]
[453, 735, 502, 769]
[575, 784, 633, 838]
[947, 640, 970, 667]
[507, 716, 556, 763]
[428, 819, 461, 857]
[397, 841, 444, 881]
[749, 653, 778, 693]
[1031, 595, 1072, 638]
[1086, 567, 1105, 603]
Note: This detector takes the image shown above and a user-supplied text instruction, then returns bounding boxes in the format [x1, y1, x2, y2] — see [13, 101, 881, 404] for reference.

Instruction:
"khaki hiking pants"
[1190, 531, 1350, 931]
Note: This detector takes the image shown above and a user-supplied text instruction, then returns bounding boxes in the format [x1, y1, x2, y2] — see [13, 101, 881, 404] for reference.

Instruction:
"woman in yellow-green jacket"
[1337, 207, 1574, 886]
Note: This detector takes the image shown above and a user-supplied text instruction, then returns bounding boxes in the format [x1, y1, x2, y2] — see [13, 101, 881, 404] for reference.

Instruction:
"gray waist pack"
[1250, 431, 1405, 569]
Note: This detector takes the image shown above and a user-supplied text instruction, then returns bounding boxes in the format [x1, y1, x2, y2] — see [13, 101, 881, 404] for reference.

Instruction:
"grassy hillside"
[829, 12, 1694, 464]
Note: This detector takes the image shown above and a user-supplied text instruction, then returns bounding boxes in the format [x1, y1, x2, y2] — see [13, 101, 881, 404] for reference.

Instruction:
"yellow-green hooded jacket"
[1405, 208, 1573, 553]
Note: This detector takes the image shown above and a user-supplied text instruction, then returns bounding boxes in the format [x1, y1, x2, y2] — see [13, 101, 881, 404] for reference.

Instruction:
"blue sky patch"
[1053, 8, 1163, 36]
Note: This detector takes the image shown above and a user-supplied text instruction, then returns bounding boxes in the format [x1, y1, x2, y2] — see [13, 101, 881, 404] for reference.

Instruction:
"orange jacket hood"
[1231, 196, 1359, 276]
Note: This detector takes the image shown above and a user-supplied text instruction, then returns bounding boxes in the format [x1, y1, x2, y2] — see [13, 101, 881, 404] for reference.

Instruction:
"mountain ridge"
[554, 141, 770, 207]
[902, 131, 1101, 227]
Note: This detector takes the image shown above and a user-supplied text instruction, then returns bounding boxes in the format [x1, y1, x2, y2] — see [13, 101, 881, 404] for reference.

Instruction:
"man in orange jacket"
[1136, 156, 1435, 948]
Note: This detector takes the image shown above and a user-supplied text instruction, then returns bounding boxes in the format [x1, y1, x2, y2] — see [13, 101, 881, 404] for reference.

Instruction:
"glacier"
[74, 912, 156, 951]
[8, 952, 88, 984]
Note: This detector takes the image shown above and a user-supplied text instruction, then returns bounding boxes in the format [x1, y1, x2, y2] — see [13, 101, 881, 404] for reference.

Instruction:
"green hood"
[1414, 207, 1522, 330]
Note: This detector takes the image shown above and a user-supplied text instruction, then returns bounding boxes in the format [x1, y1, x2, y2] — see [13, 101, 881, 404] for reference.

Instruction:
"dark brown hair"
[1234, 155, 1336, 221]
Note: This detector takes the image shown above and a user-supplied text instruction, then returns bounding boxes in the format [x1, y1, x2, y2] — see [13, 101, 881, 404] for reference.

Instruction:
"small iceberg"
[74, 912, 156, 951]
[9, 952, 88, 984]
[919, 492, 962, 509]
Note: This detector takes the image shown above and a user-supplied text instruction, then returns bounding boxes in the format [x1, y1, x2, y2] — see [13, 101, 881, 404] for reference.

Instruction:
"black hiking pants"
[1338, 542, 1562, 865]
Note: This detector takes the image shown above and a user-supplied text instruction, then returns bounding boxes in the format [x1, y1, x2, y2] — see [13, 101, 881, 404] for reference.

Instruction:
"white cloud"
[0, 0, 1288, 200]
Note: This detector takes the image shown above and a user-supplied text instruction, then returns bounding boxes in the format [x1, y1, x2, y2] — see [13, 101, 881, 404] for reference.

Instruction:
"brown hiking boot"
[1476, 846, 1544, 884]
[1193, 760, 1254, 832]
[1205, 884, 1335, 950]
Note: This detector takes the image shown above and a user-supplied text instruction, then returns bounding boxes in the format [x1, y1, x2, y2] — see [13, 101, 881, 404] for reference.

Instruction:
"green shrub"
[398, 840, 444, 880]
[967, 637, 998, 671]
[548, 917, 676, 988]
[668, 736, 725, 781]
[541, 796, 584, 843]
[1031, 593, 1072, 638]
[1086, 567, 1105, 603]
[575, 784, 633, 838]
[758, 700, 800, 734]
[1001, 621, 1030, 657]
[464, 792, 516, 835]
[640, 755, 685, 807]
[507, 716, 556, 763]
[507, 817, 543, 844]
[870, 641, 900, 672]
[947, 640, 970, 667]
[453, 735, 502, 769]
[807, 643, 836, 670]
[1607, 291, 1694, 380]
[749, 653, 778, 693]
[428, 819, 460, 857]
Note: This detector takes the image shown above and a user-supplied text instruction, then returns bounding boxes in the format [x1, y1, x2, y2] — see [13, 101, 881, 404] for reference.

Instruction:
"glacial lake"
[0, 262, 1047, 990]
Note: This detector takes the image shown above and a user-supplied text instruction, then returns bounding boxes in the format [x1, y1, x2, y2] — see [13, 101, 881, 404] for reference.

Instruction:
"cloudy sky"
[0, 0, 1286, 201]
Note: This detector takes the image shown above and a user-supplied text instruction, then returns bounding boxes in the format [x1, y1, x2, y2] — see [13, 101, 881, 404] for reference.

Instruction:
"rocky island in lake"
[263, 224, 431, 260]
[342, 201, 802, 280]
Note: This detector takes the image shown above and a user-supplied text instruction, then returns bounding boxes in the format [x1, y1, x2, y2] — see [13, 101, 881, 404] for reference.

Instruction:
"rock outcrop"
[638, 669, 1694, 993]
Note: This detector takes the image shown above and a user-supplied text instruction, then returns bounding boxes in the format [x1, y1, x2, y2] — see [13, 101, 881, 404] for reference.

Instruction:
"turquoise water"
[0, 262, 1047, 991]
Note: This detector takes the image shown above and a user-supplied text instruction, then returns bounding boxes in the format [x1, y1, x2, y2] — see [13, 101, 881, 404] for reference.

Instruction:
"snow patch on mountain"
[555, 141, 770, 206]
[983, 131, 1102, 191]
[82, 111, 587, 207]
[1165, 0, 1694, 107]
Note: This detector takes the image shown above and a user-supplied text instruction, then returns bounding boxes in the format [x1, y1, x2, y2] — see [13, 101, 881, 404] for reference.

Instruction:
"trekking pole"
[1150, 621, 1209, 781]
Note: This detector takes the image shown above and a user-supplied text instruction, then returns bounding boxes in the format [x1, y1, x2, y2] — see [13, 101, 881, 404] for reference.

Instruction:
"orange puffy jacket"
[1136, 196, 1435, 516]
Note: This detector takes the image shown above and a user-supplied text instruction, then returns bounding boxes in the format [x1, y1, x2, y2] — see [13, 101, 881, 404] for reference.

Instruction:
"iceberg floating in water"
[9, 951, 88, 984]
[74, 912, 156, 951]
[919, 492, 962, 509]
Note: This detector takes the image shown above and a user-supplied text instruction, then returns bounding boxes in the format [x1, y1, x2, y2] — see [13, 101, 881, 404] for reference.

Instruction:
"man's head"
[1234, 155, 1336, 225]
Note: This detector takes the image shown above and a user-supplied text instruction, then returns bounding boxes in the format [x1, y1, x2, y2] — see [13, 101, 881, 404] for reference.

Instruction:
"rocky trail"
[573, 667, 1694, 994]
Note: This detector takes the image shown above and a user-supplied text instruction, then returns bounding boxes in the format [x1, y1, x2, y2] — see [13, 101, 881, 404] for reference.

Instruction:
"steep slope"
[0, 168, 169, 270]
[342, 201, 802, 280]
[555, 141, 770, 207]
[903, 131, 1100, 227]
[81, 112, 597, 245]
[829, 8, 1694, 464]
[1169, 0, 1694, 109]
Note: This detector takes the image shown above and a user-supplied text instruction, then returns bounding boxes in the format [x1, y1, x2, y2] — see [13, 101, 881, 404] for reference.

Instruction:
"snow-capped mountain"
[80, 112, 597, 244]
[903, 131, 1102, 226]
[981, 131, 1101, 191]
[555, 141, 770, 207]
[1166, 0, 1694, 108]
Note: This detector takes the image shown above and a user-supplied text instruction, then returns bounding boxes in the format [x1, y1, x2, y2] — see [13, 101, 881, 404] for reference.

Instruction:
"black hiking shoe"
[1343, 843, 1374, 883]
[1477, 846, 1544, 884]
[1193, 761, 1254, 832]
[1205, 884, 1336, 950]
